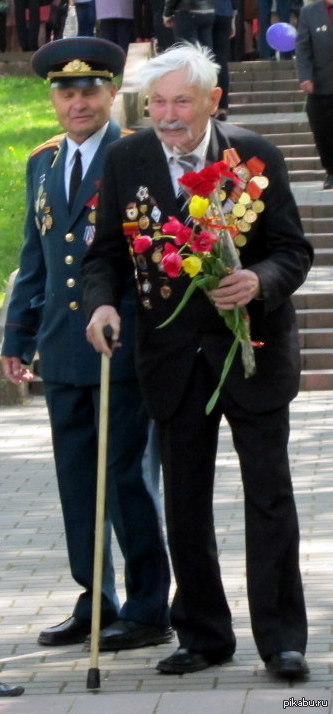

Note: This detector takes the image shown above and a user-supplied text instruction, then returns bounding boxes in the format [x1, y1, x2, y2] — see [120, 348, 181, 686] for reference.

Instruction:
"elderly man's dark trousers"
[158, 352, 307, 660]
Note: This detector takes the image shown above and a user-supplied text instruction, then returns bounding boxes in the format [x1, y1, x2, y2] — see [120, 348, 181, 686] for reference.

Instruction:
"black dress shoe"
[323, 173, 333, 190]
[0, 682, 25, 697]
[157, 648, 211, 674]
[38, 616, 91, 646]
[156, 646, 234, 674]
[265, 651, 309, 680]
[97, 619, 174, 651]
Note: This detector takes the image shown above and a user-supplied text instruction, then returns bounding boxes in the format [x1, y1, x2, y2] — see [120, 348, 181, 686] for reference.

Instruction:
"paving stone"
[156, 690, 246, 714]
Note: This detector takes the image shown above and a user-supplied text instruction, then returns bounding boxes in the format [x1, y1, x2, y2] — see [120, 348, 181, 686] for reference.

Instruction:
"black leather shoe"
[97, 619, 174, 651]
[38, 616, 91, 646]
[323, 173, 333, 190]
[265, 651, 309, 680]
[156, 646, 234, 674]
[0, 682, 25, 697]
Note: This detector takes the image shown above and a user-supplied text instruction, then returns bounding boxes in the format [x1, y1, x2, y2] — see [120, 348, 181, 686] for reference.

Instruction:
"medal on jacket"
[36, 177, 54, 235]
[86, 190, 99, 224]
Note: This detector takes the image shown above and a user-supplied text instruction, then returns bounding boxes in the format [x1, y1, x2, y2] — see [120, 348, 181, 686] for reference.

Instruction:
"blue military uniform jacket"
[2, 120, 136, 386]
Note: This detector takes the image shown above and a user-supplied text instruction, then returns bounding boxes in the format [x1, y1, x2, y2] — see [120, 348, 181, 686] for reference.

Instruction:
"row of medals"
[36, 184, 96, 235]
[126, 200, 174, 305]
[221, 166, 269, 248]
[36, 184, 53, 235]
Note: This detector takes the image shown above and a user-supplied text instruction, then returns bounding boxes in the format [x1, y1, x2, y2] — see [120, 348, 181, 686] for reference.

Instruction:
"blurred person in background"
[162, 0, 215, 48]
[73, 0, 95, 35]
[213, 0, 237, 120]
[95, 0, 135, 53]
[296, 0, 333, 189]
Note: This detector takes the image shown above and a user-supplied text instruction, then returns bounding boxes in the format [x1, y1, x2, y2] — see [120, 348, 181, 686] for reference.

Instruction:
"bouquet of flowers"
[131, 153, 267, 414]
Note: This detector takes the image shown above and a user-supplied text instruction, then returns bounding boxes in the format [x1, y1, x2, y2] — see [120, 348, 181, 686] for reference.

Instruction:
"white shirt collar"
[65, 121, 109, 177]
[65, 122, 109, 200]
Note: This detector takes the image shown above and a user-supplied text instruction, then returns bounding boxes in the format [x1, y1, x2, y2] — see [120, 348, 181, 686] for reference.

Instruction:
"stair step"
[300, 205, 333, 218]
[305, 234, 333, 248]
[263, 133, 314, 146]
[301, 348, 333, 369]
[288, 169, 325, 182]
[302, 217, 333, 232]
[313, 249, 333, 266]
[300, 370, 333, 390]
[231, 91, 304, 104]
[239, 120, 310, 134]
[280, 144, 316, 158]
[297, 309, 333, 328]
[286, 157, 322, 170]
[299, 328, 333, 348]
[294, 293, 333, 309]
[231, 79, 299, 92]
[230, 101, 305, 114]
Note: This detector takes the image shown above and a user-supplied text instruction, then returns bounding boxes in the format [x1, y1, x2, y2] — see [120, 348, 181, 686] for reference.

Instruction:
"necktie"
[68, 149, 82, 211]
[177, 154, 199, 174]
[175, 154, 199, 220]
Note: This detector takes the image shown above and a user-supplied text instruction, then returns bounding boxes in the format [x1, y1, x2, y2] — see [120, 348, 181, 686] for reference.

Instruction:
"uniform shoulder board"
[121, 128, 135, 137]
[30, 132, 66, 158]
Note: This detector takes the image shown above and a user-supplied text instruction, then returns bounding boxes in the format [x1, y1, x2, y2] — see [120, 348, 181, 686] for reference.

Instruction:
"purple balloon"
[266, 22, 297, 52]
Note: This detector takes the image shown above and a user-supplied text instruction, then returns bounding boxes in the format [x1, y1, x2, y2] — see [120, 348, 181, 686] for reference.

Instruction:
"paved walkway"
[1, 391, 333, 713]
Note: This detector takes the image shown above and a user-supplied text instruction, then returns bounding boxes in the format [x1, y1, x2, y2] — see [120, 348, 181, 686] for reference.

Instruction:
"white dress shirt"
[64, 122, 109, 201]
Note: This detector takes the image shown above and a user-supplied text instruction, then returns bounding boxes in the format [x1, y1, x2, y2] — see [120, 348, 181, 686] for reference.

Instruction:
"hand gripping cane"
[86, 325, 113, 690]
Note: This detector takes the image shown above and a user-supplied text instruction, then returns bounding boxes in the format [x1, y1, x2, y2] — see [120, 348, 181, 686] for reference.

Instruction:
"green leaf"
[205, 337, 240, 415]
[157, 277, 201, 328]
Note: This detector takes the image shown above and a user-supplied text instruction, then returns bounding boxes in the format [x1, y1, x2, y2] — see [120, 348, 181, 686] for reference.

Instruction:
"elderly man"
[82, 43, 313, 677]
[1, 37, 171, 652]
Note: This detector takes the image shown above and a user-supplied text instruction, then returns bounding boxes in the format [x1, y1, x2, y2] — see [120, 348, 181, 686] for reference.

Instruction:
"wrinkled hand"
[86, 305, 121, 358]
[209, 269, 261, 310]
[1, 356, 34, 385]
[300, 80, 314, 94]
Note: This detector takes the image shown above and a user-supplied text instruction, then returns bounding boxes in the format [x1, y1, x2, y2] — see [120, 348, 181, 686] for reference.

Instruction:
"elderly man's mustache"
[156, 120, 189, 131]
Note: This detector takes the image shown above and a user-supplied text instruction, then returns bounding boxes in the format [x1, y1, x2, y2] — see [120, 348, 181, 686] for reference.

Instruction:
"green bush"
[0, 76, 61, 300]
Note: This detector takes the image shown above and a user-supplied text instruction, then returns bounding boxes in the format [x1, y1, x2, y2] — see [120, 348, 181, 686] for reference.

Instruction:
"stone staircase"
[227, 58, 333, 390]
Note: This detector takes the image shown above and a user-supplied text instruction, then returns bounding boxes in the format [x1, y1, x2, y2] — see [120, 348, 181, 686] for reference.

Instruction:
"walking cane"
[86, 325, 113, 690]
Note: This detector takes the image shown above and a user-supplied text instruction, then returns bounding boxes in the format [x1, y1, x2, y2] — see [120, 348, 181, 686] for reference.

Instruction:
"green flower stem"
[205, 336, 240, 415]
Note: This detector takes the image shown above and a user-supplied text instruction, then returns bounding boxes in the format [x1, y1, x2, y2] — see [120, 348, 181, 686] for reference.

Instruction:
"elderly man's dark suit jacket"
[83, 119, 313, 420]
[296, 0, 333, 94]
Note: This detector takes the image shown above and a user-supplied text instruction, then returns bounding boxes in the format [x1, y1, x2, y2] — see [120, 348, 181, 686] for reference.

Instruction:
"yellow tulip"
[182, 255, 202, 277]
[189, 195, 209, 219]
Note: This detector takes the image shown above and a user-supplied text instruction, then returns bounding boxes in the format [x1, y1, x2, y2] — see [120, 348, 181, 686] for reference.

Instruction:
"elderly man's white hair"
[138, 43, 220, 95]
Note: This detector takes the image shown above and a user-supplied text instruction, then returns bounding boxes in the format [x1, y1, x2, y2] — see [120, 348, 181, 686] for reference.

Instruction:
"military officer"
[1, 37, 172, 651]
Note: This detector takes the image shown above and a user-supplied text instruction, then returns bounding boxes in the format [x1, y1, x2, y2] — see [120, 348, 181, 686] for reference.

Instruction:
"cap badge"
[62, 59, 92, 74]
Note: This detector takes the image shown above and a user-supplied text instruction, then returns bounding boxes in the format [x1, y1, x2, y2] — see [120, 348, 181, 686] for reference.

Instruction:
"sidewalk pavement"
[1, 391, 333, 714]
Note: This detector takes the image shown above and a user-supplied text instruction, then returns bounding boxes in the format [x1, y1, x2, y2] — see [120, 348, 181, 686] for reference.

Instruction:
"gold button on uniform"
[66, 278, 76, 287]
[65, 255, 74, 264]
[65, 233, 75, 242]
[69, 301, 79, 310]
